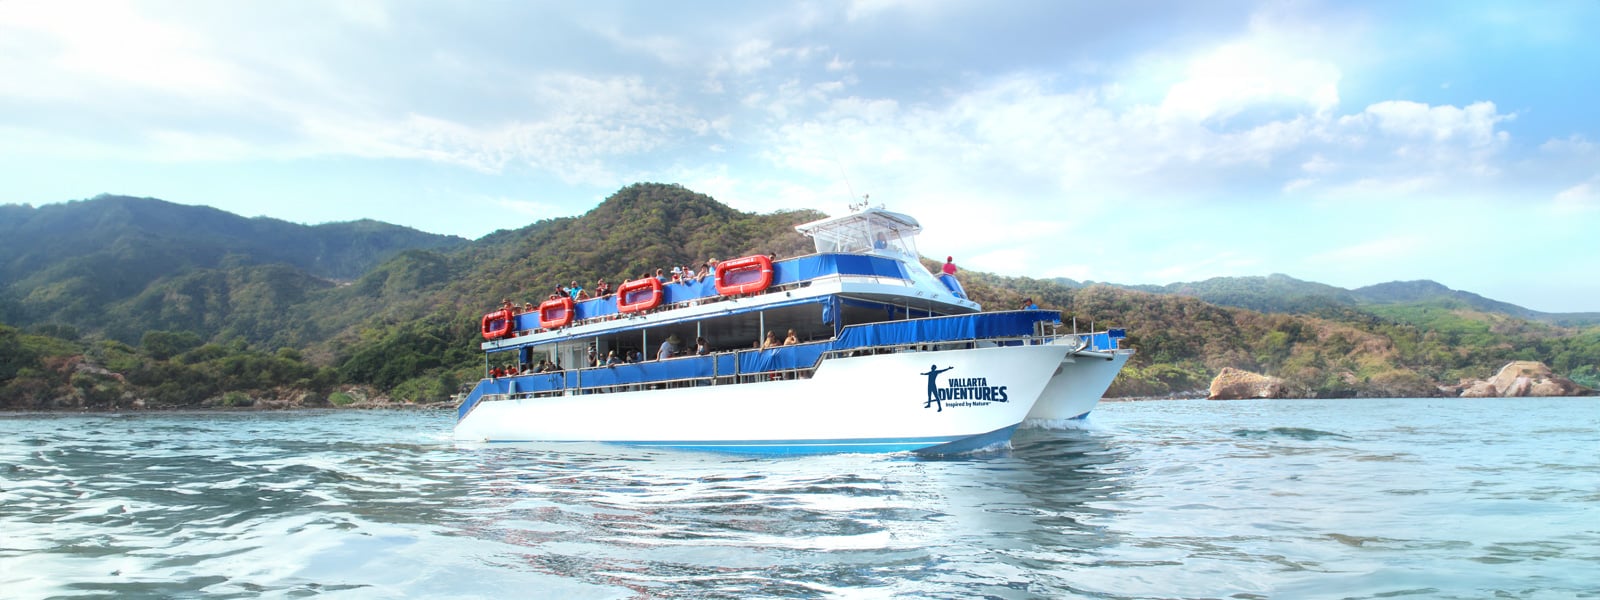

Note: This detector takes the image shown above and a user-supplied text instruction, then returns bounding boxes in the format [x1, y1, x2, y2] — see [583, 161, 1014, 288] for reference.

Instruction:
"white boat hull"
[455, 344, 1069, 454]
[1024, 349, 1132, 423]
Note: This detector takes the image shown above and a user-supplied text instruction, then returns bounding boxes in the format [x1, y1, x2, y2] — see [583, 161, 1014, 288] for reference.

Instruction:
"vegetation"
[1, 184, 1596, 408]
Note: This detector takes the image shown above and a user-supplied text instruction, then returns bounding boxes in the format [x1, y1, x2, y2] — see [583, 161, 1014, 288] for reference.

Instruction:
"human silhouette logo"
[921, 364, 954, 411]
[919, 364, 1009, 411]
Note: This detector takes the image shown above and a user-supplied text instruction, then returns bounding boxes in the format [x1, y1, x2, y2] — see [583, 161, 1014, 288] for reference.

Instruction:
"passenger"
[1022, 297, 1040, 310]
[567, 281, 584, 300]
[762, 330, 780, 349]
[501, 298, 514, 312]
[699, 261, 714, 281]
[682, 265, 696, 280]
[604, 350, 619, 366]
[658, 334, 681, 360]
[632, 350, 643, 363]
[535, 359, 548, 373]
[784, 329, 799, 345]
[874, 233, 888, 249]
[655, 268, 668, 283]
[695, 336, 710, 356]
[587, 346, 598, 367]
[942, 256, 958, 275]
[523, 302, 534, 313]
[595, 278, 610, 297]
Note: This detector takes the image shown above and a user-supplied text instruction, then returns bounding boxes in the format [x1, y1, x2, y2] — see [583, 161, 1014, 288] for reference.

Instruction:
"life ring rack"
[480, 308, 515, 340]
[616, 277, 663, 313]
[715, 254, 775, 296]
[538, 296, 576, 329]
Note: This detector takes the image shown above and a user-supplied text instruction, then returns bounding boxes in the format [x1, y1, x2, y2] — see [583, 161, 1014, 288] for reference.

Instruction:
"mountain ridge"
[1050, 273, 1599, 325]
[2, 184, 1597, 409]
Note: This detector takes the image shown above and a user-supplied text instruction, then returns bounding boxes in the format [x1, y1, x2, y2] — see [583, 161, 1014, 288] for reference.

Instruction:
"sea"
[1, 398, 1596, 599]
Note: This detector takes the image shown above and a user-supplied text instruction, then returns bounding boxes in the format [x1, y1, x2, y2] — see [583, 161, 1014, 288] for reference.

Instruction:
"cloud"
[0, 0, 244, 102]
[495, 197, 564, 218]
[1307, 235, 1425, 265]
[1143, 251, 1264, 283]
[1160, 41, 1342, 122]
[1553, 178, 1599, 215]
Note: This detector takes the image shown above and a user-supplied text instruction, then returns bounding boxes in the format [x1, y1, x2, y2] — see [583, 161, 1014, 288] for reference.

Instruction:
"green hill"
[0, 195, 466, 332]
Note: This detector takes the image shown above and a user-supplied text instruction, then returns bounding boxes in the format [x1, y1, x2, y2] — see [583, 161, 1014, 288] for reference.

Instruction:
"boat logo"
[919, 364, 1008, 412]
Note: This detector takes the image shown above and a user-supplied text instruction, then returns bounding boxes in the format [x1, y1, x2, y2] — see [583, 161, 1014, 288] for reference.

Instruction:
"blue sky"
[3, 1, 1597, 312]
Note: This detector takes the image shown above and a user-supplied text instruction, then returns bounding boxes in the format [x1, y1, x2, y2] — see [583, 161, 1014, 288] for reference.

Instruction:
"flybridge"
[795, 207, 923, 258]
[482, 252, 956, 350]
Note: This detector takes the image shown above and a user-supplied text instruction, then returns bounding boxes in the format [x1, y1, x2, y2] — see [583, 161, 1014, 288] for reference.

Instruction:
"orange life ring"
[616, 277, 663, 313]
[480, 308, 515, 340]
[538, 296, 575, 329]
[715, 254, 774, 296]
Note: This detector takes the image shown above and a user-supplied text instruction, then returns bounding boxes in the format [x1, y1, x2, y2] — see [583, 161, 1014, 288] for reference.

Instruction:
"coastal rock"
[1457, 361, 1593, 397]
[1459, 381, 1498, 398]
[1208, 367, 1290, 400]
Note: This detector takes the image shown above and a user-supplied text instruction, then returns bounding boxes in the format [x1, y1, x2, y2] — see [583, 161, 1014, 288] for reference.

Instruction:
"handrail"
[474, 330, 1083, 404]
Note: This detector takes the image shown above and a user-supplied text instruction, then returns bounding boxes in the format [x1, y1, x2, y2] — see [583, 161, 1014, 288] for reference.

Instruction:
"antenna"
[834, 158, 870, 212]
[848, 193, 871, 212]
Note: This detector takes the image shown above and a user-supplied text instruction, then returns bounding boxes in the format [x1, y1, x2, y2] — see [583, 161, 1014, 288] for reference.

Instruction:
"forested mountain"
[1, 184, 1596, 409]
[1062, 273, 1600, 327]
[0, 195, 466, 333]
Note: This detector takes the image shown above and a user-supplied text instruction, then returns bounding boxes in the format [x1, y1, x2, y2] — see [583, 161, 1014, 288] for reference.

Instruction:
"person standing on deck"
[942, 257, 957, 276]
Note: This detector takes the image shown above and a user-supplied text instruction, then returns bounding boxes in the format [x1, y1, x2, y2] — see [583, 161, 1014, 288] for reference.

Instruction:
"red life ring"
[538, 296, 575, 329]
[480, 308, 515, 340]
[616, 277, 663, 313]
[715, 254, 774, 296]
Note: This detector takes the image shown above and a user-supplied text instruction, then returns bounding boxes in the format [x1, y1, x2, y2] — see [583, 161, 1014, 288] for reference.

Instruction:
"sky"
[2, 1, 1598, 312]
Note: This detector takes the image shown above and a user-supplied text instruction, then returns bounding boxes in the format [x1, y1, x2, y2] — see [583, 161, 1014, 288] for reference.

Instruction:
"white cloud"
[495, 197, 563, 218]
[1553, 178, 1599, 215]
[1144, 251, 1264, 283]
[1160, 41, 1342, 122]
[0, 0, 243, 101]
[726, 39, 775, 75]
[1307, 235, 1425, 265]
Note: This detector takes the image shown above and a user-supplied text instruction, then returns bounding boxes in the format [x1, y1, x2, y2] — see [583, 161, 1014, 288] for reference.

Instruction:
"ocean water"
[1, 398, 1596, 599]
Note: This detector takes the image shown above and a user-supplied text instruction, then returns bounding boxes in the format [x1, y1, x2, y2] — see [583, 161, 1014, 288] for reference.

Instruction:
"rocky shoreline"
[1203, 360, 1595, 400]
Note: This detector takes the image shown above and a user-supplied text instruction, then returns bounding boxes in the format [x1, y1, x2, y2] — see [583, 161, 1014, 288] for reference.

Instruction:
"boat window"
[808, 215, 920, 257]
[877, 226, 917, 258]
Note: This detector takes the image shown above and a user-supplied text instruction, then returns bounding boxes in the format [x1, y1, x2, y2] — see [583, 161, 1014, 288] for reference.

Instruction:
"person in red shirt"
[942, 256, 957, 275]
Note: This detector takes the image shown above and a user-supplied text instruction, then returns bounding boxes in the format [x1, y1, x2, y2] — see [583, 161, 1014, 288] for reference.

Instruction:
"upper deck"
[485, 251, 979, 351]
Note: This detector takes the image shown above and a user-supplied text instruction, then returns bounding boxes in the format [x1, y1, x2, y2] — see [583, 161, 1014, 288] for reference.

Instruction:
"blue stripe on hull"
[481, 425, 1020, 456]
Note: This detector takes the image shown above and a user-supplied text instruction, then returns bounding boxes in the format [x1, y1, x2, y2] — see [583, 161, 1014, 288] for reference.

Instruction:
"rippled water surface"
[2, 398, 1597, 599]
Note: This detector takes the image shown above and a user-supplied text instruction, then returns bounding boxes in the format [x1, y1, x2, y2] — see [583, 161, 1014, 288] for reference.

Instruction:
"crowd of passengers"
[496, 254, 785, 315]
[488, 327, 814, 379]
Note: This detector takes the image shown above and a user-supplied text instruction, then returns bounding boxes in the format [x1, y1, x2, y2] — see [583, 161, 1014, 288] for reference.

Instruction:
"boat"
[453, 206, 1131, 454]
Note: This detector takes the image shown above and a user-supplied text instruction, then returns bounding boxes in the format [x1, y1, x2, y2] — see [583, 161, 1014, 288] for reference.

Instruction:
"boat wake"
[1021, 416, 1101, 431]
